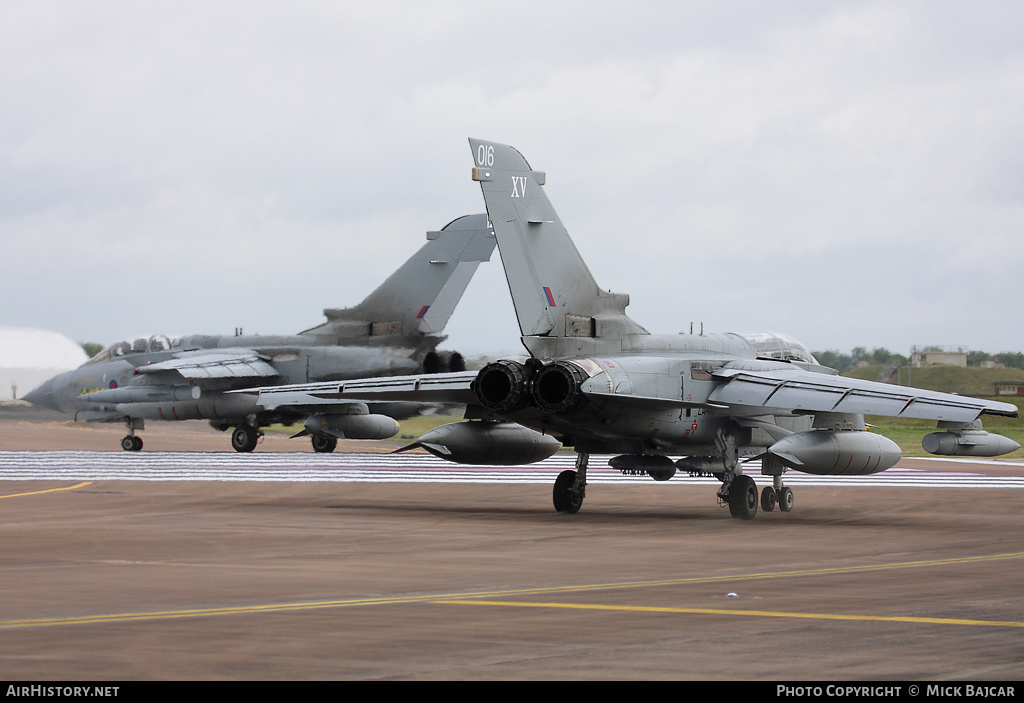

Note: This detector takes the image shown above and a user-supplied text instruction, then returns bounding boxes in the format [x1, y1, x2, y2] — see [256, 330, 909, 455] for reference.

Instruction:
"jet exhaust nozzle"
[472, 361, 532, 413]
[532, 361, 587, 414]
[423, 350, 466, 374]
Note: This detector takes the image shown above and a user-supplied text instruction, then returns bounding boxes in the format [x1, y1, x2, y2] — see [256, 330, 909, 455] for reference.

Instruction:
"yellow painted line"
[0, 594, 453, 630]
[1, 551, 1021, 630]
[435, 600, 1024, 629]
[426, 551, 1024, 598]
[0, 481, 92, 500]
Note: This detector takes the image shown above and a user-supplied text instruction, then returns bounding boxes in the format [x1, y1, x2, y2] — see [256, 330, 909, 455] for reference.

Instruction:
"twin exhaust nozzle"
[471, 360, 587, 415]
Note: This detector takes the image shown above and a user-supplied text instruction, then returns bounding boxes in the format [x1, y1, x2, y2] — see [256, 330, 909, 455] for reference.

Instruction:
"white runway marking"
[0, 451, 1022, 488]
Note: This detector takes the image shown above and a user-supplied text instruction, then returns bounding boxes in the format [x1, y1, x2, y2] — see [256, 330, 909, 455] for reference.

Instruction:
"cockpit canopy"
[737, 331, 817, 365]
[85, 334, 182, 364]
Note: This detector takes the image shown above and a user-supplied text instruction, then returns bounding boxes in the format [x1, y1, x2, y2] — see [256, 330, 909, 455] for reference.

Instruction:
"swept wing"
[135, 348, 279, 380]
[244, 370, 478, 411]
[708, 363, 1018, 423]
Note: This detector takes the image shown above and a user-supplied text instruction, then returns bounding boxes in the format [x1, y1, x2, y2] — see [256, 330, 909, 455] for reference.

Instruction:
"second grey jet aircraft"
[25, 215, 495, 452]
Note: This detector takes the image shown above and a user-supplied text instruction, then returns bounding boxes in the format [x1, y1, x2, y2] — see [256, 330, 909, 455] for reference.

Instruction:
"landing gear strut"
[553, 452, 588, 513]
[231, 424, 261, 453]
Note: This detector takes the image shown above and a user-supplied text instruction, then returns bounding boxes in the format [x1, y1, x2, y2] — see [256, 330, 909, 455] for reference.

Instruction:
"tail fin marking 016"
[468, 138, 646, 358]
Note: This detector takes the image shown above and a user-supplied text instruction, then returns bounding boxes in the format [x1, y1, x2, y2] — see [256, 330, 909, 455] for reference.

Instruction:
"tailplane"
[301, 214, 495, 343]
[469, 139, 646, 358]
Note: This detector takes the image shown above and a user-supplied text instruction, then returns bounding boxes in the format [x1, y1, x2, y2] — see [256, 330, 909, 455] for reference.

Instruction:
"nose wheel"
[777, 486, 794, 512]
[760, 480, 794, 513]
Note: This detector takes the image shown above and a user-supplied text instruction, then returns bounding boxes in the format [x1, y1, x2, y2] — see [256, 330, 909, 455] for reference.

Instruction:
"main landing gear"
[231, 424, 262, 453]
[725, 474, 758, 520]
[549, 448, 795, 520]
[553, 452, 588, 513]
[719, 473, 794, 520]
[120, 435, 143, 451]
[120, 418, 143, 451]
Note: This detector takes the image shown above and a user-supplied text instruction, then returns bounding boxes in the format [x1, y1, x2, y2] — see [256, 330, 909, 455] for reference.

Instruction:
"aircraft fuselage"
[33, 333, 427, 425]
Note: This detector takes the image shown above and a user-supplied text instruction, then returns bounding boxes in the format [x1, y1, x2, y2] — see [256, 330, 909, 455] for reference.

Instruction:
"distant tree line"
[967, 351, 1024, 370]
[812, 347, 1024, 373]
[81, 342, 104, 358]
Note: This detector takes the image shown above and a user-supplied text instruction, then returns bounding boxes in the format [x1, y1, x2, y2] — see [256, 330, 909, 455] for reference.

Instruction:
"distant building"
[994, 381, 1024, 397]
[910, 350, 967, 368]
[0, 327, 87, 401]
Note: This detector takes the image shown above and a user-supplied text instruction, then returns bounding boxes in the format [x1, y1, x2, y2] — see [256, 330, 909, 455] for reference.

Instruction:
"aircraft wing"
[135, 348, 279, 380]
[708, 366, 1019, 423]
[241, 371, 479, 410]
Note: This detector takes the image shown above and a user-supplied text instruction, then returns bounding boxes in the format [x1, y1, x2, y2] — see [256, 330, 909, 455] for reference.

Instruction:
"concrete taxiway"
[0, 417, 1022, 680]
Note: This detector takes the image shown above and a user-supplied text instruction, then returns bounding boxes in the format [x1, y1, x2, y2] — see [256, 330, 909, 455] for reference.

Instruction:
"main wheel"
[778, 486, 794, 513]
[311, 436, 337, 453]
[231, 425, 260, 453]
[121, 436, 142, 452]
[760, 486, 777, 512]
[553, 469, 584, 514]
[728, 474, 758, 520]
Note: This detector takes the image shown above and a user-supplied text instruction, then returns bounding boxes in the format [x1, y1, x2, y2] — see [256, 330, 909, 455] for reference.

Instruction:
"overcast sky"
[3, 1, 1022, 359]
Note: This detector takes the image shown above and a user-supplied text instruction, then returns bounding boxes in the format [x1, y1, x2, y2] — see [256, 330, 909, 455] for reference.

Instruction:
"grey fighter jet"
[244, 141, 1019, 518]
[25, 215, 495, 453]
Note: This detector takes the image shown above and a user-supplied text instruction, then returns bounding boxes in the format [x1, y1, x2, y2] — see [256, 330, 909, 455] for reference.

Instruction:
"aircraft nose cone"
[23, 377, 58, 410]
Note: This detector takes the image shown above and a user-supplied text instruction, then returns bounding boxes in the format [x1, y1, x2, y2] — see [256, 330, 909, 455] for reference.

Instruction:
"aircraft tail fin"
[468, 139, 646, 358]
[302, 214, 495, 341]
